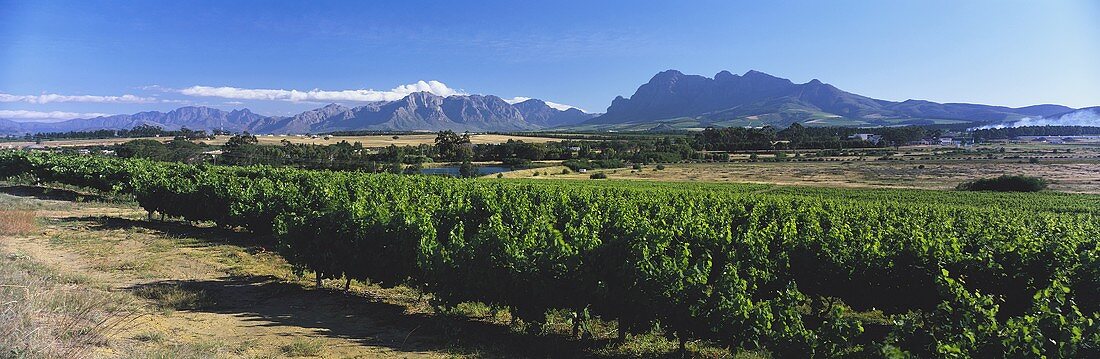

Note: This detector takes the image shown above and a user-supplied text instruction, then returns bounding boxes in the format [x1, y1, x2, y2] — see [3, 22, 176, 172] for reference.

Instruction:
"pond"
[419, 166, 511, 177]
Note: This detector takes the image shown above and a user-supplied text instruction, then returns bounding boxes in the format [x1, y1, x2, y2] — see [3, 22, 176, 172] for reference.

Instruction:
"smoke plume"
[976, 108, 1100, 129]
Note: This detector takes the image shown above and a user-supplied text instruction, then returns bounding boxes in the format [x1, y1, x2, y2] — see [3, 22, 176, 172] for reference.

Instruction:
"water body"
[420, 166, 511, 177]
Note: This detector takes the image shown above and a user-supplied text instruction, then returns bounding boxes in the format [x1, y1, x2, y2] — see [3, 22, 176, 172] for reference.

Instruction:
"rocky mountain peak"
[714, 70, 738, 82]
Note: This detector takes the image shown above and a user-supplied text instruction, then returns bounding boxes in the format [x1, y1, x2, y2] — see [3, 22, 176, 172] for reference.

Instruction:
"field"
[514, 159, 1100, 193]
[0, 133, 566, 149]
[502, 142, 1100, 193]
[3, 151, 1099, 358]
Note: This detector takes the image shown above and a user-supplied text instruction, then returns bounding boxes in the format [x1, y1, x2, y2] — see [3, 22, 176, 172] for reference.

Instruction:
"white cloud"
[170, 80, 589, 113]
[503, 96, 586, 113]
[176, 80, 465, 103]
[0, 93, 158, 104]
[0, 110, 110, 121]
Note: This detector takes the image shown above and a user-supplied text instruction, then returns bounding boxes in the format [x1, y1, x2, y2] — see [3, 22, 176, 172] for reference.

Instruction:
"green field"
[3, 150, 1099, 358]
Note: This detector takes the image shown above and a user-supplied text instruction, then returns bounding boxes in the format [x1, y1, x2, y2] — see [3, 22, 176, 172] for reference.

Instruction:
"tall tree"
[434, 130, 472, 161]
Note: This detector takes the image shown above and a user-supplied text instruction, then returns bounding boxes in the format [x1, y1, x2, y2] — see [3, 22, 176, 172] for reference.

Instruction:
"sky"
[1, 0, 1097, 121]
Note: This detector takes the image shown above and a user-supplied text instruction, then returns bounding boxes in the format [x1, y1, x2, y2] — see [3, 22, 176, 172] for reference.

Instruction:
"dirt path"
[1, 192, 459, 358]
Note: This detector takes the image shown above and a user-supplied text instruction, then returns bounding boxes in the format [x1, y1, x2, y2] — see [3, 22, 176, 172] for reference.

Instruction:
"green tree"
[435, 130, 472, 161]
[458, 160, 479, 178]
[115, 139, 169, 159]
[226, 132, 258, 149]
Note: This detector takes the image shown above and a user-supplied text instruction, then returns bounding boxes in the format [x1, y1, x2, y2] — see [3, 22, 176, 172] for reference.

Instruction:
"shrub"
[957, 175, 1048, 192]
[632, 164, 642, 170]
[562, 158, 624, 172]
[502, 157, 533, 169]
[459, 161, 479, 178]
[589, 172, 608, 179]
[656, 164, 666, 170]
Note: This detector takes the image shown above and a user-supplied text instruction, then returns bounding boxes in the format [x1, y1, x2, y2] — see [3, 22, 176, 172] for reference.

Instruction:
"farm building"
[847, 133, 883, 144]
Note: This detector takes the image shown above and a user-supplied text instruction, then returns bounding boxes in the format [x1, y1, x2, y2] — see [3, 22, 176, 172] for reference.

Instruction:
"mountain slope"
[513, 99, 594, 127]
[249, 103, 355, 134]
[579, 70, 1080, 130]
[287, 93, 580, 133]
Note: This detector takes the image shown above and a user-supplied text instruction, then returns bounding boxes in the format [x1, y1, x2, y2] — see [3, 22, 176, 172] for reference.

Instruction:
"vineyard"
[2, 150, 1099, 357]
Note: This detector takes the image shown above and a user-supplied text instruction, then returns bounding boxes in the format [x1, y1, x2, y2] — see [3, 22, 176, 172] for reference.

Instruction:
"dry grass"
[0, 210, 37, 235]
[522, 160, 1100, 193]
[0, 250, 136, 359]
[121, 339, 229, 359]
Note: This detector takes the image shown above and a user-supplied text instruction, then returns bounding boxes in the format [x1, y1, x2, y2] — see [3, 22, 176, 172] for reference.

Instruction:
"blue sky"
[1, 0, 1097, 121]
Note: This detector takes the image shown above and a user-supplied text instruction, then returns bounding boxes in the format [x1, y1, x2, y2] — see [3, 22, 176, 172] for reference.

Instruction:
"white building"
[848, 133, 883, 144]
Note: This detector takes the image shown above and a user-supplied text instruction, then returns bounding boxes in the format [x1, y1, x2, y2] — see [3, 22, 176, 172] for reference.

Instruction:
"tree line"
[693, 124, 941, 151]
[25, 124, 227, 141]
[971, 125, 1100, 140]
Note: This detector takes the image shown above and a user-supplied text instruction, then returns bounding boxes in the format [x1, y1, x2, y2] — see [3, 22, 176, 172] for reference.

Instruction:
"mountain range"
[576, 70, 1078, 131]
[0, 94, 594, 135]
[1, 70, 1092, 135]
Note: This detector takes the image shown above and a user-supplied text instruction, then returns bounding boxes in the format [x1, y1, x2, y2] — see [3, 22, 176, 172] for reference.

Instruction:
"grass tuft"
[131, 283, 209, 312]
[132, 331, 166, 343]
[279, 338, 324, 357]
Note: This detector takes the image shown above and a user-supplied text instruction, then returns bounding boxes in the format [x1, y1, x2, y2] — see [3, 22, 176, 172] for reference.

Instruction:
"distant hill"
[2, 70, 1089, 135]
[574, 70, 1077, 130]
[512, 99, 593, 128]
[1, 107, 269, 135]
[0, 93, 595, 135]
